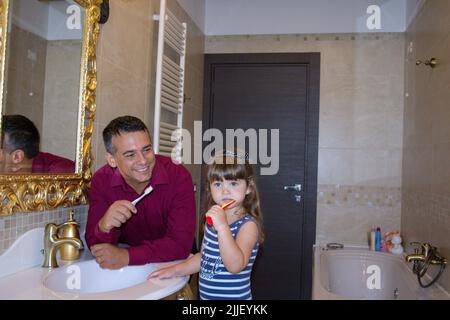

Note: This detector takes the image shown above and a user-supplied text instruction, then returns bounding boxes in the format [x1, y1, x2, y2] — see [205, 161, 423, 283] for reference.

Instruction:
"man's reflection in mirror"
[0, 114, 75, 174]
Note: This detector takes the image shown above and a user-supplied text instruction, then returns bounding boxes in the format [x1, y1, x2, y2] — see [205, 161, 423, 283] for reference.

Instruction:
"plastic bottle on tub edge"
[370, 226, 376, 251]
[375, 227, 382, 252]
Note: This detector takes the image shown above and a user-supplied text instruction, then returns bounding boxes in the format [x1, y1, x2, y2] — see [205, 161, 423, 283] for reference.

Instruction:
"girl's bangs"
[207, 162, 248, 182]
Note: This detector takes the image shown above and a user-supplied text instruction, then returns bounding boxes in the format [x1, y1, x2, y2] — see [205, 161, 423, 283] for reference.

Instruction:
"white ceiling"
[178, 0, 425, 36]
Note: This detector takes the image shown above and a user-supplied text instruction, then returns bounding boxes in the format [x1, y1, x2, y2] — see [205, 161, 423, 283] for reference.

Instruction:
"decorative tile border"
[318, 184, 402, 208]
[0, 205, 88, 256]
[206, 32, 404, 43]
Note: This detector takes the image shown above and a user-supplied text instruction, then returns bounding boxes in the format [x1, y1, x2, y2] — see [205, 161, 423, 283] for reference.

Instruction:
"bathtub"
[312, 245, 450, 300]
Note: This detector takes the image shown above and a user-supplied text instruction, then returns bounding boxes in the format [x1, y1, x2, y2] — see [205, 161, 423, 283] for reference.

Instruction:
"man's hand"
[91, 243, 130, 269]
[98, 200, 137, 233]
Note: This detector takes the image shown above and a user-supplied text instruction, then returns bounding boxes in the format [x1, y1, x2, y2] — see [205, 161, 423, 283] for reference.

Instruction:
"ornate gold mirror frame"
[0, 0, 103, 215]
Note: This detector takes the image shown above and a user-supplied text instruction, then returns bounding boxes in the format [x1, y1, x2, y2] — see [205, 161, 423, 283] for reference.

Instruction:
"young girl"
[148, 152, 264, 300]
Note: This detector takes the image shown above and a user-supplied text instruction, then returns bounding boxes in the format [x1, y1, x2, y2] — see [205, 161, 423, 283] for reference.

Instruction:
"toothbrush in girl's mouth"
[206, 199, 237, 226]
[131, 186, 153, 206]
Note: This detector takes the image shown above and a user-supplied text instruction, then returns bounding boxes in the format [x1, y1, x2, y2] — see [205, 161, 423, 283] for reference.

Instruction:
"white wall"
[11, 0, 49, 39]
[10, 0, 82, 41]
[205, 0, 408, 35]
[47, 0, 83, 41]
[176, 0, 205, 32]
[405, 0, 426, 29]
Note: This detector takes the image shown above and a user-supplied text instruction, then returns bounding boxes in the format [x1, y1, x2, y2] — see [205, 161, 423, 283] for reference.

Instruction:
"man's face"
[106, 130, 156, 193]
[0, 134, 14, 173]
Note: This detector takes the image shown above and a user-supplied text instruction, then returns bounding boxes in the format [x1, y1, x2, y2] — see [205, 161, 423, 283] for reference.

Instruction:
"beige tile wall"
[206, 33, 405, 245]
[402, 0, 450, 292]
[42, 40, 81, 161]
[4, 24, 47, 133]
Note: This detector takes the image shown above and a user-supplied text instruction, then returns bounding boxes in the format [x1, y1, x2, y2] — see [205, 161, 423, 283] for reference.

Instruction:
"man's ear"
[106, 152, 117, 168]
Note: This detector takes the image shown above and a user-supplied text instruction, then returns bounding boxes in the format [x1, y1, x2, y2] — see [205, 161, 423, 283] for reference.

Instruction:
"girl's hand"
[205, 205, 227, 230]
[147, 265, 179, 280]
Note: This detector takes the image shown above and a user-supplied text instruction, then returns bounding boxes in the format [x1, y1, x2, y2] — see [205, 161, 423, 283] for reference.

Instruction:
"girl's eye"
[231, 181, 239, 186]
[212, 182, 221, 187]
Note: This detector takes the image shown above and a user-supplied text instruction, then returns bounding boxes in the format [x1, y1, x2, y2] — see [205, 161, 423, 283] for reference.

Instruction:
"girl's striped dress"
[199, 215, 259, 300]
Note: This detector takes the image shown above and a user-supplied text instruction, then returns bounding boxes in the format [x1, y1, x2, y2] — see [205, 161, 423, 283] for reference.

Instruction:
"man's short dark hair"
[102, 116, 150, 154]
[1, 114, 40, 159]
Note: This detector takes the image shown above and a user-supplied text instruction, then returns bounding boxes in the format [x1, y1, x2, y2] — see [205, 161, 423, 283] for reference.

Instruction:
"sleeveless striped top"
[199, 215, 259, 300]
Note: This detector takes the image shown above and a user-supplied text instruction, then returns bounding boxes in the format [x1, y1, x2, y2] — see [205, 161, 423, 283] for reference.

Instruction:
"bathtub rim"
[312, 244, 450, 300]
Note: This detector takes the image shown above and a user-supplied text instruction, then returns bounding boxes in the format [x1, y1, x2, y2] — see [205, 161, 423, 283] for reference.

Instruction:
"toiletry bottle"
[370, 226, 376, 251]
[375, 227, 381, 252]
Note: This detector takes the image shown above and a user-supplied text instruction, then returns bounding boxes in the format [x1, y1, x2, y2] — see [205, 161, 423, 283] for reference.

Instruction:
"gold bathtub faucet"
[42, 221, 84, 268]
[405, 242, 447, 288]
[406, 242, 447, 265]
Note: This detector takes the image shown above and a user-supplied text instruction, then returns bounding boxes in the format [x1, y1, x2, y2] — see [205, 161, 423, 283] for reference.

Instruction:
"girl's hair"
[203, 154, 265, 243]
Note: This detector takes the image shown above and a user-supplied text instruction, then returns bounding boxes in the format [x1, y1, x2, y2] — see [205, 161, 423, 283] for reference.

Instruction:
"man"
[0, 114, 75, 174]
[85, 116, 196, 269]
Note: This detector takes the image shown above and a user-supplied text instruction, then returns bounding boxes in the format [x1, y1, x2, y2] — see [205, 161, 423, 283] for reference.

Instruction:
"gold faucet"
[406, 242, 447, 288]
[59, 210, 82, 261]
[42, 222, 84, 268]
[406, 254, 425, 263]
[405, 242, 431, 263]
[406, 242, 447, 265]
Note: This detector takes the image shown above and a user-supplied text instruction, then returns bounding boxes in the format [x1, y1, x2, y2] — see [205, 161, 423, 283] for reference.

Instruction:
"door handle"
[283, 184, 302, 192]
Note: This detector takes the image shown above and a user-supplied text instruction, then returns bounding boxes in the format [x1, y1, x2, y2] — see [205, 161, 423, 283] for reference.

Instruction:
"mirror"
[2, 0, 84, 171]
[0, 0, 103, 215]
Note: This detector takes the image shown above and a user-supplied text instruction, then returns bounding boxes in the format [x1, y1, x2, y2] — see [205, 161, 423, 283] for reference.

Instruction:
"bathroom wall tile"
[413, 0, 450, 59]
[317, 198, 401, 245]
[113, 0, 153, 22]
[92, 122, 108, 173]
[403, 0, 450, 293]
[402, 145, 433, 192]
[41, 40, 81, 161]
[184, 63, 204, 111]
[318, 148, 355, 186]
[96, 58, 148, 126]
[353, 112, 390, 149]
[185, 20, 206, 72]
[319, 83, 356, 120]
[431, 142, 450, 196]
[5, 25, 46, 134]
[145, 82, 156, 137]
[99, 0, 151, 83]
[386, 112, 404, 150]
[318, 114, 354, 149]
[385, 149, 404, 187]
[318, 148, 402, 189]
[432, 85, 450, 145]
[91, 120, 100, 173]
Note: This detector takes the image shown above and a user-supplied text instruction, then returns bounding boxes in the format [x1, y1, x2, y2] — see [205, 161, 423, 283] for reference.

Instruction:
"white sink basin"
[0, 229, 189, 299]
[44, 260, 157, 294]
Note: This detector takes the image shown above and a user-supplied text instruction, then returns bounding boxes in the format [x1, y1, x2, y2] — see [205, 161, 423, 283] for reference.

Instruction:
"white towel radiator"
[152, 0, 187, 162]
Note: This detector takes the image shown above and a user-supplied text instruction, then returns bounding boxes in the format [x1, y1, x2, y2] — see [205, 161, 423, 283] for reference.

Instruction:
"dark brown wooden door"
[203, 53, 320, 299]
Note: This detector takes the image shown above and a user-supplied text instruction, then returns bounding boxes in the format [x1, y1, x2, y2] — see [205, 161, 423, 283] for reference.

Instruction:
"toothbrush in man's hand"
[206, 199, 237, 226]
[131, 186, 153, 206]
